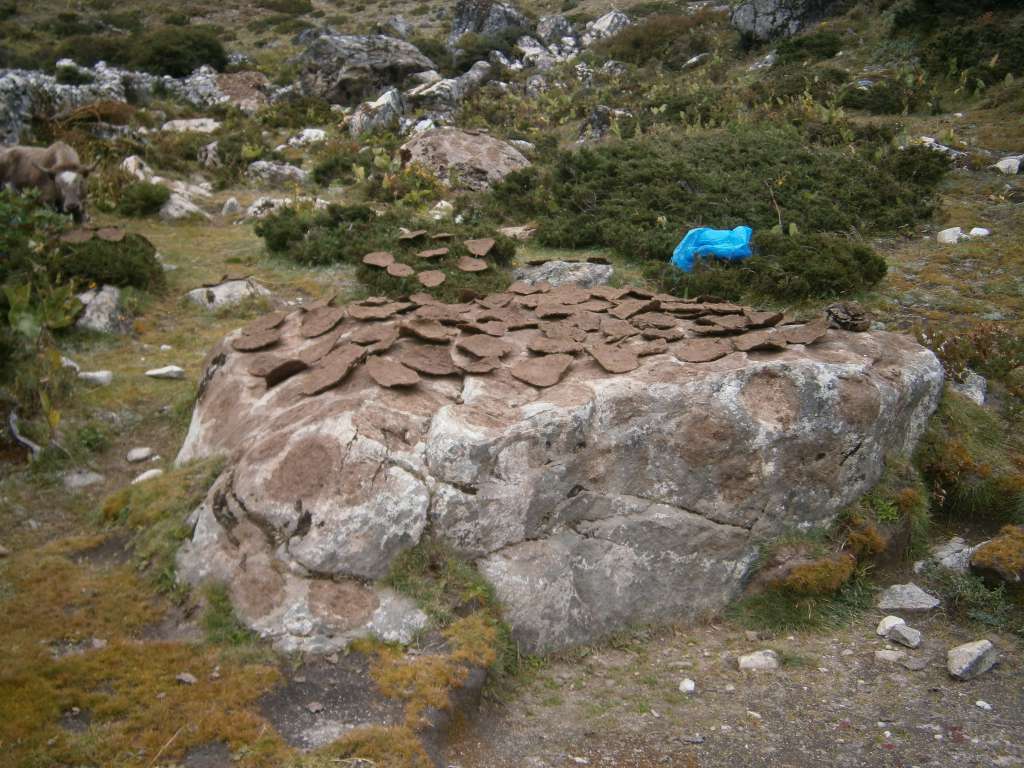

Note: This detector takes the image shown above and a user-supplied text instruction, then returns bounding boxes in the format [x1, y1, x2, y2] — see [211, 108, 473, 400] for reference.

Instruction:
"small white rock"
[975, 700, 992, 711]
[937, 227, 964, 244]
[947, 639, 998, 681]
[738, 649, 779, 672]
[994, 157, 1021, 175]
[678, 678, 696, 694]
[887, 623, 923, 649]
[61, 356, 80, 372]
[175, 672, 198, 685]
[131, 468, 164, 485]
[878, 583, 940, 612]
[875, 649, 907, 663]
[126, 447, 154, 464]
[159, 344, 173, 352]
[145, 365, 185, 380]
[876, 616, 906, 636]
[78, 370, 113, 386]
[968, 227, 991, 238]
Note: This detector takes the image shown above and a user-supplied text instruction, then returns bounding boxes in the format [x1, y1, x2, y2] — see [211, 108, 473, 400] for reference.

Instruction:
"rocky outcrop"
[246, 161, 309, 188]
[175, 286, 943, 653]
[76, 285, 130, 334]
[400, 127, 530, 190]
[186, 278, 272, 310]
[448, 0, 532, 48]
[580, 10, 632, 47]
[348, 88, 405, 136]
[405, 61, 493, 115]
[731, 0, 837, 42]
[294, 34, 435, 105]
[0, 60, 229, 143]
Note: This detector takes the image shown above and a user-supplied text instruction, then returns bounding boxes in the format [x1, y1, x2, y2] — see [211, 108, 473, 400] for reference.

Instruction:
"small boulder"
[288, 128, 327, 147]
[877, 583, 940, 612]
[678, 678, 696, 694]
[78, 370, 113, 386]
[513, 260, 612, 288]
[581, 10, 632, 47]
[937, 227, 964, 244]
[993, 156, 1021, 175]
[399, 127, 530, 191]
[886, 623, 922, 649]
[950, 370, 987, 406]
[246, 161, 309, 188]
[970, 526, 1024, 584]
[738, 649, 779, 672]
[186, 278, 272, 310]
[160, 193, 212, 222]
[162, 118, 221, 133]
[947, 639, 998, 681]
[175, 671, 198, 685]
[222, 197, 241, 216]
[876, 615, 905, 636]
[875, 648, 907, 664]
[126, 447, 154, 463]
[146, 365, 185, 380]
[132, 468, 165, 485]
[63, 470, 105, 490]
[348, 88, 404, 136]
[930, 535, 980, 573]
[76, 285, 130, 335]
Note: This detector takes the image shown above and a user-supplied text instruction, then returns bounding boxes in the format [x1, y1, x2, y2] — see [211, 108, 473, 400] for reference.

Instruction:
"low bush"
[775, 29, 843, 65]
[645, 231, 887, 302]
[746, 65, 847, 104]
[54, 26, 226, 76]
[255, 204, 515, 301]
[53, 234, 167, 292]
[839, 75, 925, 115]
[920, 13, 1024, 84]
[453, 27, 529, 73]
[487, 125, 946, 263]
[592, 10, 728, 70]
[55, 64, 95, 85]
[256, 0, 313, 14]
[916, 391, 1024, 525]
[117, 181, 170, 217]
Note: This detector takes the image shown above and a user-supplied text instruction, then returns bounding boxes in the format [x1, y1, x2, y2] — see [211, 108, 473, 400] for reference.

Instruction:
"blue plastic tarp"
[670, 226, 753, 272]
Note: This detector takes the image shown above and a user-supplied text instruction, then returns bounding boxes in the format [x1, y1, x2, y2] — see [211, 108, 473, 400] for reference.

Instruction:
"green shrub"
[921, 15, 1024, 84]
[54, 34, 124, 68]
[746, 65, 847, 104]
[256, 96, 334, 129]
[775, 29, 842, 65]
[133, 26, 227, 77]
[644, 231, 887, 302]
[484, 124, 947, 264]
[0, 1, 16, 21]
[257, 0, 313, 14]
[54, 234, 167, 292]
[55, 64, 95, 85]
[839, 76, 924, 115]
[164, 12, 190, 26]
[117, 182, 171, 217]
[593, 9, 727, 70]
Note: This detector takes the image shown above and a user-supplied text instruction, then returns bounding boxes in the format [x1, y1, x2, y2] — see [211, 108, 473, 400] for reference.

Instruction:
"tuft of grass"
[202, 582, 258, 646]
[728, 567, 875, 634]
[924, 565, 1024, 638]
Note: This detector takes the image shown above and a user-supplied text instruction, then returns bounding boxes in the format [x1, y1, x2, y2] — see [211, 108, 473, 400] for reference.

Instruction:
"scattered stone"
[930, 536, 979, 573]
[951, 370, 987, 406]
[400, 128, 530, 191]
[221, 197, 241, 216]
[826, 301, 871, 332]
[348, 87, 404, 136]
[300, 344, 366, 396]
[160, 193, 211, 222]
[887, 623, 923, 649]
[969, 227, 991, 238]
[399, 228, 428, 240]
[399, 345, 459, 376]
[464, 237, 496, 257]
[875, 649, 907, 664]
[78, 370, 113, 386]
[132, 468, 165, 485]
[163, 118, 220, 133]
[63, 470, 105, 490]
[779, 319, 829, 346]
[288, 128, 327, 147]
[947, 639, 998, 681]
[430, 201, 455, 220]
[679, 678, 696, 694]
[976, 700, 992, 711]
[876, 616, 906, 636]
[581, 10, 632, 47]
[937, 227, 965, 244]
[456, 334, 511, 359]
[402, 318, 451, 343]
[738, 650, 779, 672]
[900, 655, 930, 672]
[673, 338, 732, 363]
[301, 307, 347, 338]
[993, 156, 1021, 175]
[513, 260, 612, 288]
[457, 356, 502, 374]
[247, 161, 308, 188]
[175, 672, 198, 685]
[365, 356, 420, 388]
[145, 365, 186, 380]
[878, 583, 940, 612]
[76, 285, 130, 335]
[232, 330, 281, 353]
[126, 447, 154, 463]
[186, 278, 271, 310]
[307, 701, 325, 714]
[510, 353, 573, 388]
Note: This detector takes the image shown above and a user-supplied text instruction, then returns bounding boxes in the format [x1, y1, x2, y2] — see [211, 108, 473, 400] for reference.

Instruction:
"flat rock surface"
[176, 287, 944, 653]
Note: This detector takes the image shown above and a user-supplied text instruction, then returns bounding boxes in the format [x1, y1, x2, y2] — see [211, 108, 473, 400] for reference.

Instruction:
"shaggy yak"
[0, 141, 96, 222]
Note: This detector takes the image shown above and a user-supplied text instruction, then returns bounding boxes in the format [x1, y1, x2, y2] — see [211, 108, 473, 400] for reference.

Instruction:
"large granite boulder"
[731, 0, 838, 42]
[176, 286, 943, 653]
[400, 127, 530, 190]
[294, 34, 435, 105]
[448, 0, 532, 48]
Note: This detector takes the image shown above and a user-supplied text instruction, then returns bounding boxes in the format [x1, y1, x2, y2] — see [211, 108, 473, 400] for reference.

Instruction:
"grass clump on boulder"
[55, 233, 166, 292]
[117, 181, 170, 217]
[592, 9, 729, 70]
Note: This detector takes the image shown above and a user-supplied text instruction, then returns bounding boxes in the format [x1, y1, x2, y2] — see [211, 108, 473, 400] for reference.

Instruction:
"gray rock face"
[947, 639, 998, 680]
[0, 61, 228, 144]
[400, 127, 530, 190]
[536, 15, 575, 46]
[294, 34, 435, 105]
[160, 193, 211, 222]
[348, 88, 405, 136]
[405, 61, 492, 115]
[581, 11, 632, 47]
[951, 370, 987, 406]
[382, 15, 414, 39]
[246, 161, 309, 188]
[513, 261, 613, 288]
[175, 294, 943, 653]
[878, 583, 941, 612]
[448, 0, 532, 48]
[186, 278, 272, 310]
[731, 0, 836, 41]
[76, 285, 130, 335]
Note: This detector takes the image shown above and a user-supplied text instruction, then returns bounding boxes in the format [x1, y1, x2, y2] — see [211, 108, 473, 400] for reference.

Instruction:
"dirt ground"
[448, 611, 1023, 768]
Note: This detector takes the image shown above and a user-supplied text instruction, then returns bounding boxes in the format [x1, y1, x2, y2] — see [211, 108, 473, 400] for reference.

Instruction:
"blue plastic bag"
[670, 226, 753, 272]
